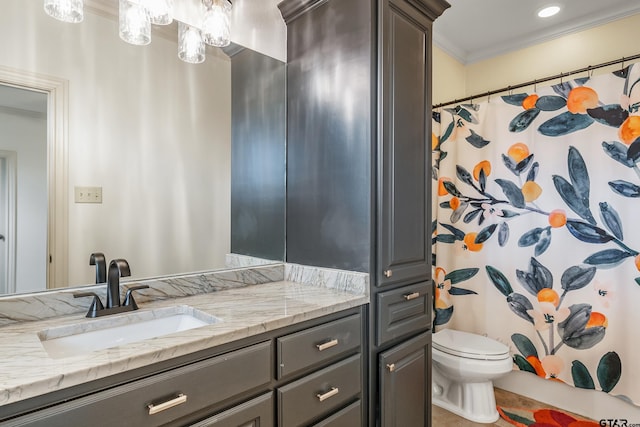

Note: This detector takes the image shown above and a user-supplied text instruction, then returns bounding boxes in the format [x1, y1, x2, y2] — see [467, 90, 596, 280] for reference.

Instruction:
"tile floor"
[431, 387, 587, 426]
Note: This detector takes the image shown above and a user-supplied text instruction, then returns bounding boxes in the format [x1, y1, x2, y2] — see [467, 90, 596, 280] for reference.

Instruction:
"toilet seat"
[433, 329, 510, 360]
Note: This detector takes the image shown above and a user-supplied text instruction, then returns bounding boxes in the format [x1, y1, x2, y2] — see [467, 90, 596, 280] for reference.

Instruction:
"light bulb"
[538, 6, 560, 18]
[202, 0, 232, 48]
[119, 0, 151, 46]
[178, 22, 205, 64]
[141, 0, 173, 25]
[44, 0, 83, 23]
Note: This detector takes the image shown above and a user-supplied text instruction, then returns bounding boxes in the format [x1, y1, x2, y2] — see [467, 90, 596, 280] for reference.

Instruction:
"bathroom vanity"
[0, 264, 368, 426]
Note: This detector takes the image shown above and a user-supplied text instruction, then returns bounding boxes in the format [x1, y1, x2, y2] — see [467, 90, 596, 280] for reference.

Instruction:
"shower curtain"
[432, 63, 640, 407]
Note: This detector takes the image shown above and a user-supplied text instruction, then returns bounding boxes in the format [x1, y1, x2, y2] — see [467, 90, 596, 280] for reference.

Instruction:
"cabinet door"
[379, 332, 431, 427]
[188, 392, 273, 427]
[378, 0, 433, 287]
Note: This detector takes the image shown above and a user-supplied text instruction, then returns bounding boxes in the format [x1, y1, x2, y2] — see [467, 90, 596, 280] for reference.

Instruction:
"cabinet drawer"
[189, 392, 274, 427]
[311, 400, 361, 427]
[377, 282, 431, 345]
[277, 354, 361, 427]
[277, 314, 361, 379]
[5, 341, 272, 427]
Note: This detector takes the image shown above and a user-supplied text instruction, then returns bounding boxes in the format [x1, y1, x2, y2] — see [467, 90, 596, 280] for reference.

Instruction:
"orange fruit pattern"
[438, 177, 451, 196]
[537, 288, 560, 307]
[522, 181, 542, 202]
[473, 160, 491, 181]
[548, 209, 567, 228]
[619, 115, 640, 145]
[566, 86, 599, 114]
[463, 232, 483, 252]
[586, 312, 608, 329]
[449, 196, 461, 210]
[522, 94, 539, 110]
[508, 142, 530, 163]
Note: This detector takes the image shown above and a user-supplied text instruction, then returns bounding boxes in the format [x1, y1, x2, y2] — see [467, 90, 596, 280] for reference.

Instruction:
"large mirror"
[0, 0, 286, 295]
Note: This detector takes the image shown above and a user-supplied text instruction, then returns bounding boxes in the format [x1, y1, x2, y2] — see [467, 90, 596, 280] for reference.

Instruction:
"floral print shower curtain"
[432, 63, 640, 406]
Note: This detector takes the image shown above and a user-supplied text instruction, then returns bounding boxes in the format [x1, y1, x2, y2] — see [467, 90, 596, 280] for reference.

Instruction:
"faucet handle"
[123, 285, 149, 310]
[74, 292, 105, 318]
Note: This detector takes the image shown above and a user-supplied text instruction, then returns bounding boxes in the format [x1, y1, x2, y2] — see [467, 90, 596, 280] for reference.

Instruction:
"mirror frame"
[0, 65, 68, 290]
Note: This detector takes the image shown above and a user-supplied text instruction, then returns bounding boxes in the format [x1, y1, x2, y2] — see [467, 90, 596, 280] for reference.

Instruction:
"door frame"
[0, 65, 69, 290]
[0, 151, 17, 293]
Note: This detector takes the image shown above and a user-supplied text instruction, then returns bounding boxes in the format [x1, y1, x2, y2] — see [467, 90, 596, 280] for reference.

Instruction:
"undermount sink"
[38, 305, 221, 359]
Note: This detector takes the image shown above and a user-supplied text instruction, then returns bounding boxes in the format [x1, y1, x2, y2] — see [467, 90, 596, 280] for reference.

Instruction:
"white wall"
[1, 0, 231, 287]
[0, 110, 47, 293]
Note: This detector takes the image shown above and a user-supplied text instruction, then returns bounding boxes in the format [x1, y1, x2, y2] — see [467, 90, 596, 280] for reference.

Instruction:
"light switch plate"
[75, 186, 102, 203]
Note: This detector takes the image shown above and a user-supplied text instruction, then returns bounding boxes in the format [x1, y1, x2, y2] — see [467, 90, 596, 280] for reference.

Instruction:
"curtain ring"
[533, 79, 537, 93]
[587, 65, 593, 78]
[508, 85, 512, 95]
[560, 72, 564, 85]
[622, 56, 625, 71]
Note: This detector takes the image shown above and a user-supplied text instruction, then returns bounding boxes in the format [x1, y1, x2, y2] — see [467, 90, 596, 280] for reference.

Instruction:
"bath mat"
[497, 406, 600, 427]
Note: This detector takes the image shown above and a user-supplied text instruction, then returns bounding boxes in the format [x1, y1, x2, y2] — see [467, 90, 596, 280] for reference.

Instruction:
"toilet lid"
[433, 329, 510, 360]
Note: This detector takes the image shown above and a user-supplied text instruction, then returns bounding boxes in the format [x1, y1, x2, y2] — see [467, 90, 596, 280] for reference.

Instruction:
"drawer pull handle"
[316, 339, 339, 351]
[387, 363, 396, 372]
[403, 292, 420, 301]
[147, 394, 187, 415]
[317, 387, 339, 402]
[383, 269, 393, 278]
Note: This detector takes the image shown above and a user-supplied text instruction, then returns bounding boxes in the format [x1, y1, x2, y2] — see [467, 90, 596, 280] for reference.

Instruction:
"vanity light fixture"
[178, 22, 206, 64]
[44, 0, 84, 23]
[119, 0, 151, 45]
[43, 0, 234, 63]
[202, 0, 233, 48]
[537, 5, 560, 18]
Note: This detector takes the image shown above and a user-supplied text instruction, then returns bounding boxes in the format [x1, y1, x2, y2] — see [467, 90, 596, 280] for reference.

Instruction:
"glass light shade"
[178, 23, 205, 64]
[202, 0, 232, 48]
[44, 0, 83, 23]
[141, 0, 173, 25]
[119, 0, 151, 46]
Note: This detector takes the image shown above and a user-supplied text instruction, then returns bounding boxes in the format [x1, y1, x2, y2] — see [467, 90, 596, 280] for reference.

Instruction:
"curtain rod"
[433, 53, 640, 109]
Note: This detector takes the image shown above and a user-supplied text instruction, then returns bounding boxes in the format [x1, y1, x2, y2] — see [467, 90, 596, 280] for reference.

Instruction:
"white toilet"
[432, 329, 512, 423]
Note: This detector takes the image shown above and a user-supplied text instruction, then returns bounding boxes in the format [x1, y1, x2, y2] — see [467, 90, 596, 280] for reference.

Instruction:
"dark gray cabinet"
[278, 0, 448, 425]
[377, 282, 431, 346]
[0, 308, 364, 427]
[379, 332, 431, 427]
[1, 341, 272, 427]
[190, 392, 274, 427]
[378, 0, 434, 288]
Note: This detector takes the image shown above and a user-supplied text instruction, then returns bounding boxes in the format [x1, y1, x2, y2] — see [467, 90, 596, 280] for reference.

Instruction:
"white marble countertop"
[0, 280, 368, 407]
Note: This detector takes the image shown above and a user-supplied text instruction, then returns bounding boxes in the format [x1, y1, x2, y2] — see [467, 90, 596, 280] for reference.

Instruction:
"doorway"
[0, 84, 47, 293]
[0, 66, 68, 293]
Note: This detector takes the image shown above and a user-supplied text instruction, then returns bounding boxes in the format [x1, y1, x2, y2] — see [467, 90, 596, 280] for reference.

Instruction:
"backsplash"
[0, 265, 285, 326]
[285, 263, 369, 295]
[226, 253, 369, 295]
[0, 260, 369, 326]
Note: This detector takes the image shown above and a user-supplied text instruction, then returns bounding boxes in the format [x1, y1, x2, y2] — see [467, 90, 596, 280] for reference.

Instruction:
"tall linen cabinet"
[278, 0, 449, 425]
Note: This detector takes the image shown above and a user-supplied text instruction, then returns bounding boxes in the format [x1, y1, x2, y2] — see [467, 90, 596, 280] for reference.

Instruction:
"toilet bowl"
[432, 329, 512, 423]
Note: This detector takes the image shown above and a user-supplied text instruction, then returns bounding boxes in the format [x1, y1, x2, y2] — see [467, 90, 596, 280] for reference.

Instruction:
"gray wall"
[285, 0, 373, 272]
[230, 48, 286, 261]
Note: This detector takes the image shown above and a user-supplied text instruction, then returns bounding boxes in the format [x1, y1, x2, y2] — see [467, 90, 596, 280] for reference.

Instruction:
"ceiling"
[433, 0, 640, 64]
[0, 85, 47, 115]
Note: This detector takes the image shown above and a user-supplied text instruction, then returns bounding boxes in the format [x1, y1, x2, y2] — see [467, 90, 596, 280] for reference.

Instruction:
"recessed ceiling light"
[538, 6, 561, 18]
